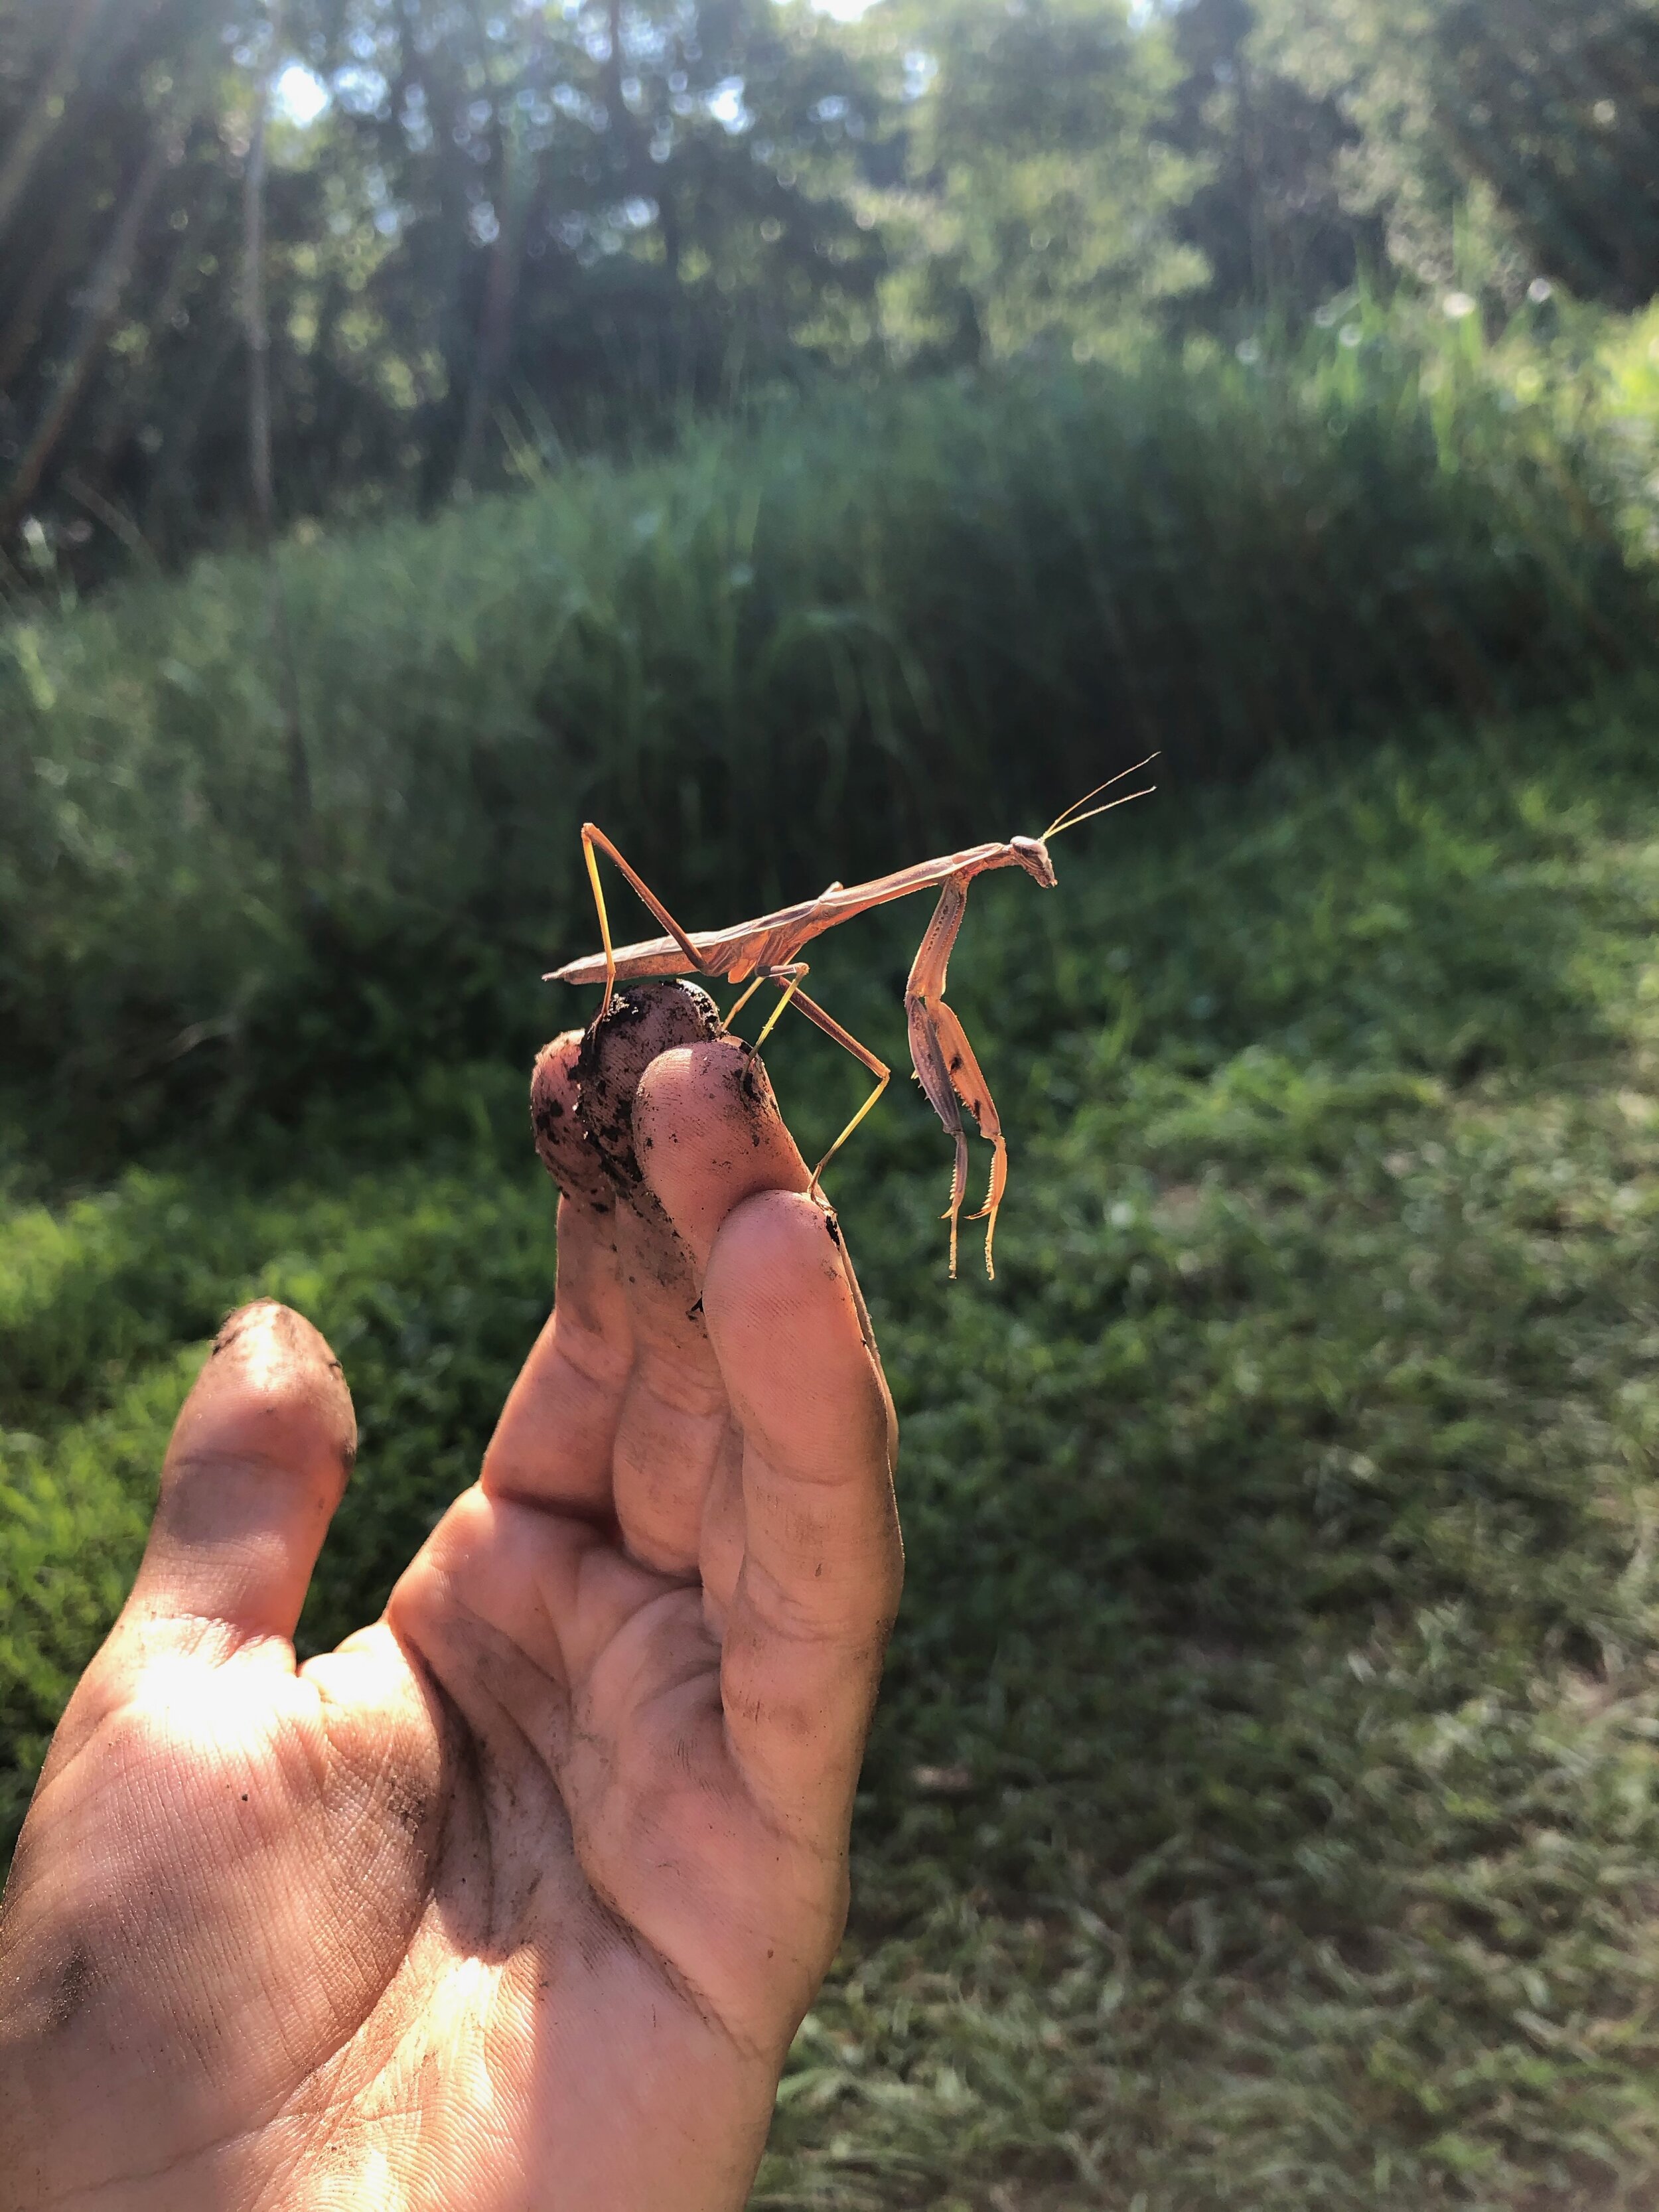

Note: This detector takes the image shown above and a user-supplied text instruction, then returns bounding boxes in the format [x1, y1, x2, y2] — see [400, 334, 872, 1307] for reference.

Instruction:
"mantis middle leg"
[741, 977, 893, 1201]
[906, 875, 1008, 1280]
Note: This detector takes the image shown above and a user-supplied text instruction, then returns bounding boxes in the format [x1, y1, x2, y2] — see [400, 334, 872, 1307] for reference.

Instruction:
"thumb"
[126, 1300, 356, 1649]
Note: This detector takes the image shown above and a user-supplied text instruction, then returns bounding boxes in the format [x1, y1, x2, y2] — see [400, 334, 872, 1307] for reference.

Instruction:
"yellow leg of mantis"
[772, 986, 893, 1198]
[580, 822, 716, 1017]
[725, 966, 892, 1203]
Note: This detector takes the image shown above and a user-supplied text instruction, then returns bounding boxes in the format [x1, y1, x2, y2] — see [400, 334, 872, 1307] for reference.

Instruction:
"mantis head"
[1009, 834, 1058, 887]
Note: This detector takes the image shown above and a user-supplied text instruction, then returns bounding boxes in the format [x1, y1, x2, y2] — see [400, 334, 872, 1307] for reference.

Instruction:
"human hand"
[0, 1006, 901, 2211]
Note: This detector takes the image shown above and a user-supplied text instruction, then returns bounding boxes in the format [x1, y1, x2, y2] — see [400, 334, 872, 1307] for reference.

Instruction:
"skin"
[0, 1035, 902, 2212]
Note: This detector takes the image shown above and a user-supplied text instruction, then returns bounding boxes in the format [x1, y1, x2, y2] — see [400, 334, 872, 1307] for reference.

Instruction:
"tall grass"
[1, 332, 1649, 1157]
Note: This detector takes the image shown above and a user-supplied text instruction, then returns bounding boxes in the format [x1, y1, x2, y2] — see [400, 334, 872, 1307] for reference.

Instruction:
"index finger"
[638, 1048, 902, 1840]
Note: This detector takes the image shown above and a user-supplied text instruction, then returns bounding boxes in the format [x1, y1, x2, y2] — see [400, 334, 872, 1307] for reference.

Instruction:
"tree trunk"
[0, 188, 93, 393]
[244, 49, 277, 543]
[0, 121, 177, 536]
[0, 0, 108, 246]
[243, 5, 314, 851]
[451, 0, 539, 498]
[451, 158, 524, 495]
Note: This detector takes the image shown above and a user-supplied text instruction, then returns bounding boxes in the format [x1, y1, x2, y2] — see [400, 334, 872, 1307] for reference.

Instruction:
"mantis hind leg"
[579, 822, 717, 1017]
[719, 971, 891, 1193]
[754, 966, 808, 1048]
[724, 961, 808, 1035]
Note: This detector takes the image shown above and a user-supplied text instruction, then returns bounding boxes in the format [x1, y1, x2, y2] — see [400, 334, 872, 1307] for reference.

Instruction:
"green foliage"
[8, 0, 1659, 585]
[1599, 305, 1659, 563]
[1254, 0, 1659, 311]
[0, 0, 891, 577]
[3, 343, 1646, 1155]
[867, 0, 1203, 364]
[12, 681, 1659, 2199]
[1159, 0, 1388, 327]
[1429, 1, 1659, 311]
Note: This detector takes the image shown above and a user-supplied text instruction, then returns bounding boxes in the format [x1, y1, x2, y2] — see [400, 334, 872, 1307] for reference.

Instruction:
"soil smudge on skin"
[530, 1031, 614, 1213]
[572, 982, 721, 1199]
[44, 1943, 95, 2032]
[534, 982, 725, 1319]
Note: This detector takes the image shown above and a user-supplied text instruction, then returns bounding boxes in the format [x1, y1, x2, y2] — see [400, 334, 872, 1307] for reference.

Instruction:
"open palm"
[0, 1031, 901, 2212]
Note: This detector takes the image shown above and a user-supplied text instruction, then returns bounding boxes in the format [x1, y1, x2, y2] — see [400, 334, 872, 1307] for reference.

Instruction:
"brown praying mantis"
[547, 756, 1156, 1278]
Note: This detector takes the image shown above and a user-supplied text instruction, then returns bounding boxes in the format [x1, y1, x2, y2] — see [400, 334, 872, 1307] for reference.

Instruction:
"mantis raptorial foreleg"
[905, 876, 1007, 1279]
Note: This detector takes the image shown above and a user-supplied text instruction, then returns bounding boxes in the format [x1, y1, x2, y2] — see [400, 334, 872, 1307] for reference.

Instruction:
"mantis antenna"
[1042, 751, 1160, 842]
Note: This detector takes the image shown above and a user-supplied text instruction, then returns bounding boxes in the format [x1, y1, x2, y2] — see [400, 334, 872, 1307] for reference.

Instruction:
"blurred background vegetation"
[9, 0, 1659, 2203]
[1, 0, 1658, 569]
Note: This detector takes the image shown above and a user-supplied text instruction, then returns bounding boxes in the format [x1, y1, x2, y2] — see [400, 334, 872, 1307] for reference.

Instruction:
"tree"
[864, 0, 1203, 366]
[0, 0, 891, 576]
[1254, 0, 1659, 309]
[1157, 0, 1385, 327]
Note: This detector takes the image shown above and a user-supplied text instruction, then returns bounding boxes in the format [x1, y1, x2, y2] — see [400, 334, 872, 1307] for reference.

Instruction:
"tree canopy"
[2, 0, 1656, 583]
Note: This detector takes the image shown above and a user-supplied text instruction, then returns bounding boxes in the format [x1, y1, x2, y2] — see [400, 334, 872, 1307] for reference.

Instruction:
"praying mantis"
[547, 757, 1156, 1278]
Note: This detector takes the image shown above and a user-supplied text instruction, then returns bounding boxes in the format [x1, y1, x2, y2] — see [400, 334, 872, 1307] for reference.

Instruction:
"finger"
[630, 1037, 818, 1615]
[572, 993, 770, 1576]
[638, 1035, 887, 1364]
[636, 1041, 895, 1632]
[125, 1299, 356, 1649]
[638, 1033, 897, 1472]
[603, 1031, 810, 1580]
[679, 1183, 902, 1838]
[484, 996, 734, 1566]
[530, 1029, 615, 1215]
[484, 1035, 633, 1519]
[632, 1038, 812, 1270]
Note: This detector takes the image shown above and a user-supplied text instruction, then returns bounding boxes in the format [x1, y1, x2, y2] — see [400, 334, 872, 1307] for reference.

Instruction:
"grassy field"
[9, 675, 1659, 2204]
